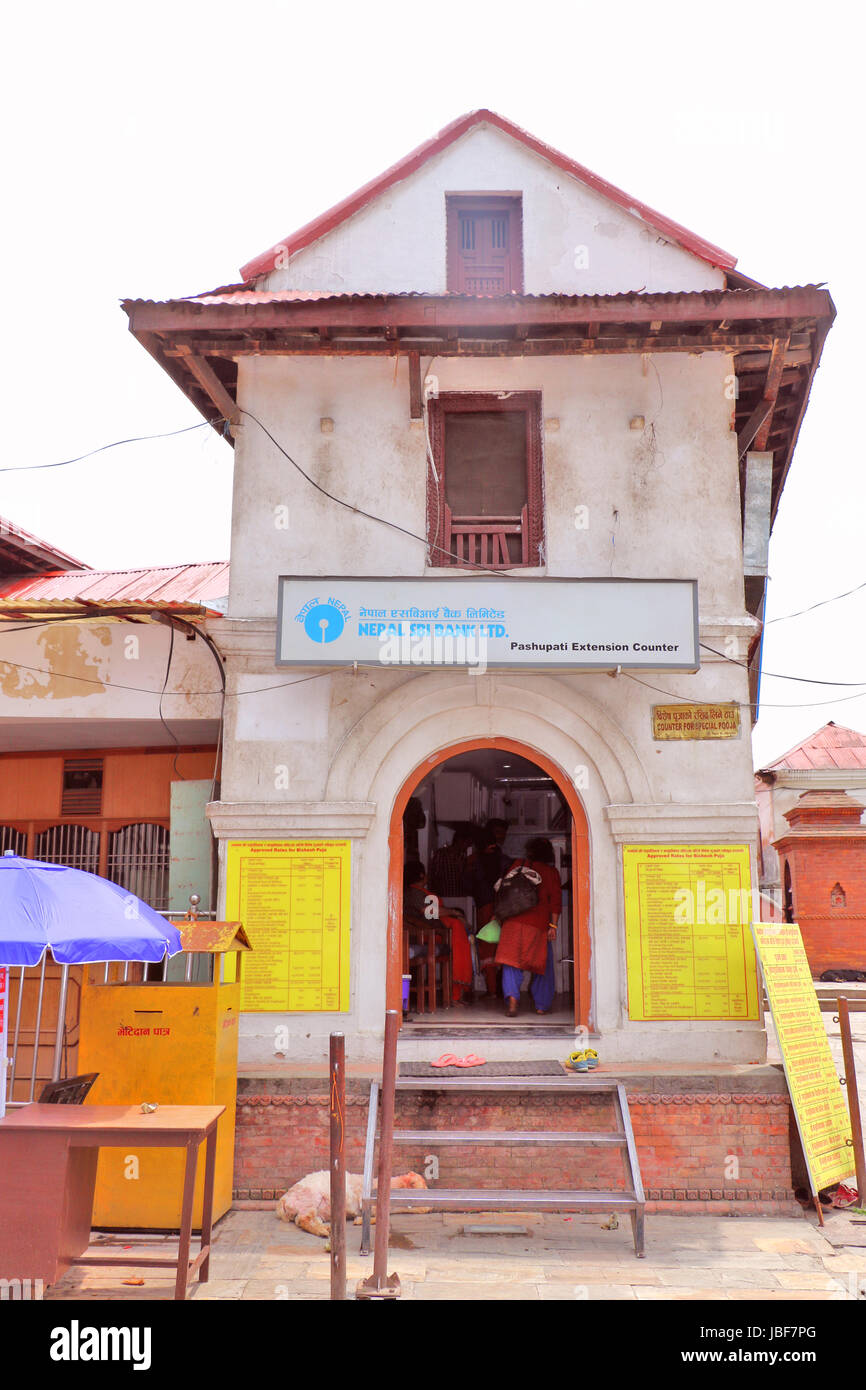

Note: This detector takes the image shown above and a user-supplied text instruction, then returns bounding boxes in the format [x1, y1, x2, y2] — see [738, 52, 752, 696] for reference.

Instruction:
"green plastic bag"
[476, 918, 501, 944]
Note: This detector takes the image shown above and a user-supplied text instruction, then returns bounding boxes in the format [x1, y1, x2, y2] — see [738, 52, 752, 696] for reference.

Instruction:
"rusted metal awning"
[178, 921, 252, 954]
[0, 599, 215, 622]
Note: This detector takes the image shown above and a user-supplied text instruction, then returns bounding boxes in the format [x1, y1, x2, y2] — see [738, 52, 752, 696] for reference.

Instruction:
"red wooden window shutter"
[426, 392, 543, 569]
[447, 196, 523, 294]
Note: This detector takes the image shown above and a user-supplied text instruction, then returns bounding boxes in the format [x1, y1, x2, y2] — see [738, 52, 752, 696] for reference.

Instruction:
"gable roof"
[759, 722, 866, 772]
[0, 514, 89, 578]
[240, 108, 738, 283]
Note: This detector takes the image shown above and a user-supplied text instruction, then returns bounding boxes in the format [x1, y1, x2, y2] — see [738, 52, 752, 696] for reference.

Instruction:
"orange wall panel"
[102, 750, 216, 819]
[0, 756, 64, 820]
[0, 748, 216, 824]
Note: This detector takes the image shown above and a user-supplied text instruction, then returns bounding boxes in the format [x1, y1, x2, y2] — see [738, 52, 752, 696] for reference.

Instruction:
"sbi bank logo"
[295, 596, 350, 644]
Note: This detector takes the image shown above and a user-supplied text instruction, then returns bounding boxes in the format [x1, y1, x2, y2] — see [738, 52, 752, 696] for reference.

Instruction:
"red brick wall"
[234, 1081, 796, 1215]
[783, 840, 866, 972]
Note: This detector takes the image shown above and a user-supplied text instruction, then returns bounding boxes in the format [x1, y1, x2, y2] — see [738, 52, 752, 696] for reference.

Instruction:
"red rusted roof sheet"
[134, 287, 789, 310]
[239, 109, 738, 282]
[761, 722, 866, 772]
[0, 513, 89, 573]
[0, 560, 229, 604]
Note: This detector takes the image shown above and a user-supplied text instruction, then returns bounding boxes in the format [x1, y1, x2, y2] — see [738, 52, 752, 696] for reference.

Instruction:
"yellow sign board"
[752, 922, 854, 1193]
[652, 704, 740, 740]
[623, 844, 760, 1021]
[225, 840, 351, 1012]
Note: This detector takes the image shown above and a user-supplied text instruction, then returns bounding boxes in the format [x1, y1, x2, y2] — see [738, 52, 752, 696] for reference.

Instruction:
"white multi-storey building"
[125, 109, 833, 1070]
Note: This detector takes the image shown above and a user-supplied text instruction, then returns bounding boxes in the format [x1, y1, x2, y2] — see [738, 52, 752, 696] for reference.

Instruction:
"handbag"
[476, 918, 501, 944]
[492, 861, 542, 921]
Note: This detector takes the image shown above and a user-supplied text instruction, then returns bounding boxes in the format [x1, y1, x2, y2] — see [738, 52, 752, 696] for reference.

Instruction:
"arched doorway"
[387, 737, 591, 1027]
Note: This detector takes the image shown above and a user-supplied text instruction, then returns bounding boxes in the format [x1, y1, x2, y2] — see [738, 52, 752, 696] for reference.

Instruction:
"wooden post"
[329, 1032, 346, 1301]
[838, 998, 866, 1203]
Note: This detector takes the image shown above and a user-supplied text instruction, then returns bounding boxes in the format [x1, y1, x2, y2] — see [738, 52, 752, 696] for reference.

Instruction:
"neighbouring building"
[0, 525, 228, 1095]
[112, 109, 835, 1211]
[756, 722, 866, 974]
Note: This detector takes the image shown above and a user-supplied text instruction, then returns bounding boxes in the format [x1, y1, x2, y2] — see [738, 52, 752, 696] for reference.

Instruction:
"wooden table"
[0, 1103, 224, 1300]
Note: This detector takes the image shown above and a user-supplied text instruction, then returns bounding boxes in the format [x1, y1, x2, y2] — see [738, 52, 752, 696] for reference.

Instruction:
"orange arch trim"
[387, 737, 591, 1027]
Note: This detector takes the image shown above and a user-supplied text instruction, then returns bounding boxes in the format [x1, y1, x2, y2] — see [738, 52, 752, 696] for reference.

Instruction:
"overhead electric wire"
[765, 578, 866, 625]
[0, 652, 338, 698]
[623, 671, 866, 712]
[238, 406, 525, 577]
[700, 642, 866, 687]
[0, 421, 221, 474]
[4, 410, 863, 701]
[156, 622, 185, 778]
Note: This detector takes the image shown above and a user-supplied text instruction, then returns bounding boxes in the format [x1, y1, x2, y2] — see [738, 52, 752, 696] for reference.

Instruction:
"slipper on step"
[453, 1054, 486, 1068]
[430, 1053, 460, 1068]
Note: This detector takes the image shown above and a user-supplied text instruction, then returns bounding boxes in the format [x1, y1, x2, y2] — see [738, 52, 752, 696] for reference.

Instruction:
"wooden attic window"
[446, 195, 523, 294]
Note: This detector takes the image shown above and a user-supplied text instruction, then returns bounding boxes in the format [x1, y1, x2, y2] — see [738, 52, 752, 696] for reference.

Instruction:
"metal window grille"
[107, 822, 170, 912]
[34, 824, 100, 874]
[0, 825, 26, 856]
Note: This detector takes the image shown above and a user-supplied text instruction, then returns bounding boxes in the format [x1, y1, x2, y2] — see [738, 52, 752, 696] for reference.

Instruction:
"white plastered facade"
[207, 121, 764, 1064]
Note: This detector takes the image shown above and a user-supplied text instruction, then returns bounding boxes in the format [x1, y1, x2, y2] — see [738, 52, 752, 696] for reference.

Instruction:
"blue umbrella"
[0, 854, 183, 966]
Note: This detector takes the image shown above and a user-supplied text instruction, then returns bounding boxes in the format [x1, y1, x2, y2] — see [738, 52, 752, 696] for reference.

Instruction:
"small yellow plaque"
[652, 703, 740, 740]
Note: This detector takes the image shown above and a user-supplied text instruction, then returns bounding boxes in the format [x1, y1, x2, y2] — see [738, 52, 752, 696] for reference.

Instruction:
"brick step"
[392, 1129, 627, 1145]
[389, 1189, 639, 1210]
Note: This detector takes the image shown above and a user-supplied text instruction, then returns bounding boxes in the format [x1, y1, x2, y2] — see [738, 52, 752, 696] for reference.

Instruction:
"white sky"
[2, 0, 863, 768]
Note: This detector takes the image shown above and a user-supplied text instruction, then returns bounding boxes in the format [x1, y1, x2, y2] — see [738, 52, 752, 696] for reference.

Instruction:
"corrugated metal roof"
[0, 599, 218, 622]
[0, 561, 229, 604]
[126, 286, 825, 310]
[761, 722, 866, 772]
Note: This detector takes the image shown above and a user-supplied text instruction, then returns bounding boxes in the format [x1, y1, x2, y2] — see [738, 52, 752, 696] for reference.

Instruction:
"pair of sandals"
[430, 1052, 486, 1068]
[564, 1049, 599, 1072]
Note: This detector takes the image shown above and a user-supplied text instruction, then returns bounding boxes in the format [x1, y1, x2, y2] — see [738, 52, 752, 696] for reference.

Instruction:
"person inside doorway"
[472, 818, 510, 999]
[403, 860, 474, 1005]
[495, 836, 561, 1016]
[428, 825, 475, 897]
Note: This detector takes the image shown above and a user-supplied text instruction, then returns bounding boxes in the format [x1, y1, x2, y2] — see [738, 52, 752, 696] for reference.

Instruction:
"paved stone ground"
[43, 1205, 866, 1302]
[39, 1005, 866, 1302]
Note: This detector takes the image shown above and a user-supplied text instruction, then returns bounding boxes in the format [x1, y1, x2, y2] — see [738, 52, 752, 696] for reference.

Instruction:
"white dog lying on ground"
[276, 1170, 428, 1237]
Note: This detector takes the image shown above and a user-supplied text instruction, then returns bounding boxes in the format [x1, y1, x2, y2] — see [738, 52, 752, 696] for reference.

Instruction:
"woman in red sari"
[494, 837, 561, 1016]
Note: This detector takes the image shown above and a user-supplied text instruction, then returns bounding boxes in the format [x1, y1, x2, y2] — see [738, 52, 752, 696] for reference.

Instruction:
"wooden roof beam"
[753, 335, 791, 451]
[163, 331, 781, 358]
[738, 399, 775, 458]
[408, 351, 422, 419]
[175, 346, 241, 433]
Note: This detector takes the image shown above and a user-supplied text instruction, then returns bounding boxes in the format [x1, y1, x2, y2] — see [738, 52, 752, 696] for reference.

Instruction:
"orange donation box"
[77, 921, 251, 1229]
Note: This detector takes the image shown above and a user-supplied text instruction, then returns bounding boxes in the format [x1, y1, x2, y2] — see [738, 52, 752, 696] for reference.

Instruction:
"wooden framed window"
[61, 757, 103, 816]
[426, 392, 544, 569]
[446, 195, 523, 293]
